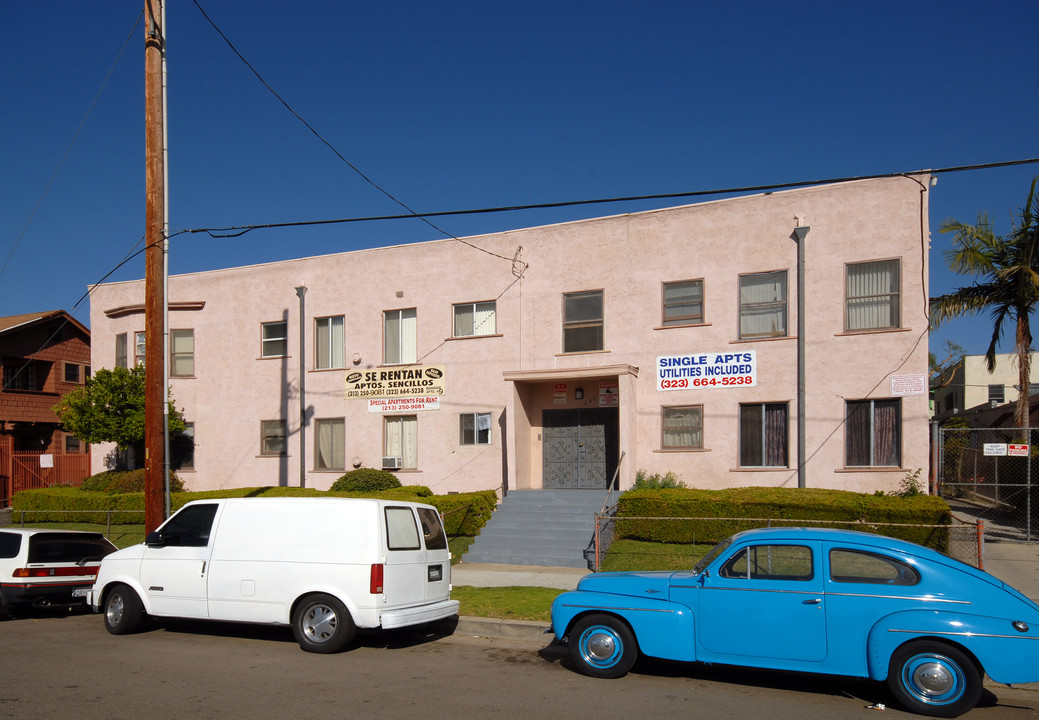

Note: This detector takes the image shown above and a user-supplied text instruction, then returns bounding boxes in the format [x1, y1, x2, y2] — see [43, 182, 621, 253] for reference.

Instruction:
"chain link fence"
[938, 427, 1037, 542]
[591, 515, 985, 571]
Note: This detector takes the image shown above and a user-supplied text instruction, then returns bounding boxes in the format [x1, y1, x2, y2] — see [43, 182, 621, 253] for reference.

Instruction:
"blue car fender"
[867, 609, 1039, 684]
[552, 589, 696, 662]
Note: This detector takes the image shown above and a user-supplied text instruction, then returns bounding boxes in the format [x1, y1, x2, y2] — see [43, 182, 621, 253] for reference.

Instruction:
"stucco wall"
[89, 176, 930, 495]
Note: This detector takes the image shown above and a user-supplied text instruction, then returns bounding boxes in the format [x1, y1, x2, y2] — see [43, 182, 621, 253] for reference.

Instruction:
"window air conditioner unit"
[382, 456, 402, 470]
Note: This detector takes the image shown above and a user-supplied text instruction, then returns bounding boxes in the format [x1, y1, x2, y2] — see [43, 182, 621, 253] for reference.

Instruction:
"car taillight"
[13, 566, 100, 578]
[370, 563, 384, 594]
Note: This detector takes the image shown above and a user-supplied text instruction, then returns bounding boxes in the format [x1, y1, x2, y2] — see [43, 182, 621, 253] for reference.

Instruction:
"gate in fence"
[938, 426, 1036, 542]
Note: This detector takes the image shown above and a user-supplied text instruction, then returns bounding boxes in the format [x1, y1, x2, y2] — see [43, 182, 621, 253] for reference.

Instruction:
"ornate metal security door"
[542, 409, 618, 489]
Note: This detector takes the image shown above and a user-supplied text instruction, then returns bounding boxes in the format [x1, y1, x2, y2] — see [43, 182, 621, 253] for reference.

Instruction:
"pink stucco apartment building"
[88, 175, 931, 496]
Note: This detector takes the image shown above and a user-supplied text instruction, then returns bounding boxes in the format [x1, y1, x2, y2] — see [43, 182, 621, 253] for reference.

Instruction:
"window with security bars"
[562, 290, 604, 353]
[738, 271, 787, 339]
[662, 406, 703, 449]
[845, 399, 900, 467]
[662, 280, 704, 326]
[845, 259, 900, 331]
[453, 301, 496, 337]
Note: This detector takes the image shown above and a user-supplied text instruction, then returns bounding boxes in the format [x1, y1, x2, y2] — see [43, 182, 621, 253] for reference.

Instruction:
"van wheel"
[104, 584, 144, 635]
[292, 594, 355, 653]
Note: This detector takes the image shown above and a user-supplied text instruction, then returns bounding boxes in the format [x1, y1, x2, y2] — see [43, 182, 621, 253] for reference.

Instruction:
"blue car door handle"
[802, 598, 822, 605]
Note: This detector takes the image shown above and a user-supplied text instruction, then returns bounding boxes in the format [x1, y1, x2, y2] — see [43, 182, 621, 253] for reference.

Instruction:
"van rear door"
[381, 506, 450, 610]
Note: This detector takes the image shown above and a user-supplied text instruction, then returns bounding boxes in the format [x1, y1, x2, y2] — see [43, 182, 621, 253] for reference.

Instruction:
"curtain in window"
[764, 404, 787, 466]
[317, 317, 344, 368]
[385, 415, 417, 468]
[873, 400, 900, 466]
[663, 281, 703, 325]
[845, 400, 871, 466]
[739, 272, 787, 338]
[316, 419, 344, 470]
[454, 304, 473, 337]
[385, 310, 417, 363]
[474, 302, 495, 335]
[846, 261, 899, 331]
[739, 404, 763, 466]
[663, 407, 702, 448]
[170, 330, 194, 376]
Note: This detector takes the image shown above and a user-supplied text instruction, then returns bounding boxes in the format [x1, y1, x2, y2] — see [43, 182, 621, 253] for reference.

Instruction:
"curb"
[455, 616, 553, 643]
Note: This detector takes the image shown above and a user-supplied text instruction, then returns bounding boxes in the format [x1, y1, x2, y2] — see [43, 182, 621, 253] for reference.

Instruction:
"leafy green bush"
[329, 468, 402, 492]
[633, 469, 686, 489]
[81, 469, 184, 494]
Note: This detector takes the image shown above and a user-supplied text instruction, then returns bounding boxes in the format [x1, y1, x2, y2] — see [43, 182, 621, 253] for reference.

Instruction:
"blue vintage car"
[551, 527, 1039, 717]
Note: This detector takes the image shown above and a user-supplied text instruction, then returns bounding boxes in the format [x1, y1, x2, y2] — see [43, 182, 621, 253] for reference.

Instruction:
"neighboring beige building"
[88, 176, 931, 495]
[932, 352, 1039, 420]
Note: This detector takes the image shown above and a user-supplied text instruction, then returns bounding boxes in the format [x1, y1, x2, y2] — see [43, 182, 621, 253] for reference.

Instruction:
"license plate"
[72, 588, 89, 598]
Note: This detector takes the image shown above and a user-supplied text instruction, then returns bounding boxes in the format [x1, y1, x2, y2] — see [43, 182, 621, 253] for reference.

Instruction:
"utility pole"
[144, 0, 166, 533]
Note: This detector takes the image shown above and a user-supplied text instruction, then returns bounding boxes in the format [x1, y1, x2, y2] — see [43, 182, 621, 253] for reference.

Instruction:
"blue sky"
[2, 1, 1036, 361]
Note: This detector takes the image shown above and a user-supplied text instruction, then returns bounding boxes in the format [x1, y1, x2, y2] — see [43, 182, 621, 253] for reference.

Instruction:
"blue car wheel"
[888, 641, 982, 718]
[569, 613, 637, 679]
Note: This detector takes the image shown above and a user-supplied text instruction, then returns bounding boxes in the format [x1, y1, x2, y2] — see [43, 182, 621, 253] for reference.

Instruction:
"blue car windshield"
[693, 538, 731, 574]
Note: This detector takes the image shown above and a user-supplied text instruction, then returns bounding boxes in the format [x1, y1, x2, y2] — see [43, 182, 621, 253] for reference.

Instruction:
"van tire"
[104, 584, 144, 635]
[292, 594, 355, 653]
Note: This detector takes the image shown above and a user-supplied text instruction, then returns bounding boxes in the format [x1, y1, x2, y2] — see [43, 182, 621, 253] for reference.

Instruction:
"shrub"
[329, 468, 402, 493]
[80, 469, 184, 493]
[633, 469, 685, 490]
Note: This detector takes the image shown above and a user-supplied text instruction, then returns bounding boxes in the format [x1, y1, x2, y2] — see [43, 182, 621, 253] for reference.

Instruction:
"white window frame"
[662, 279, 704, 327]
[169, 329, 195, 377]
[314, 417, 345, 470]
[459, 412, 492, 445]
[384, 309, 417, 365]
[453, 301, 496, 337]
[315, 316, 345, 369]
[261, 321, 288, 358]
[384, 415, 418, 469]
[562, 290, 604, 353]
[661, 406, 703, 449]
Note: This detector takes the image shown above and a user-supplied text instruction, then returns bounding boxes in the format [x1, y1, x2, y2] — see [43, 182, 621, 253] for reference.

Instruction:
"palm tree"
[930, 177, 1039, 429]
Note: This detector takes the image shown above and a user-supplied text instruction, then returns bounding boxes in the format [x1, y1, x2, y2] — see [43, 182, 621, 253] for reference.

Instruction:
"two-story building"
[0, 310, 92, 504]
[87, 176, 932, 496]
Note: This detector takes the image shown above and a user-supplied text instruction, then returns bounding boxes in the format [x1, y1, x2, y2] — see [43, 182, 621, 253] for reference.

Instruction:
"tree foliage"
[53, 366, 185, 449]
[930, 177, 1039, 428]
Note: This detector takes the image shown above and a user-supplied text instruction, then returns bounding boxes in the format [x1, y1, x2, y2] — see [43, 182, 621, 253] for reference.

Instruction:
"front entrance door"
[542, 409, 618, 489]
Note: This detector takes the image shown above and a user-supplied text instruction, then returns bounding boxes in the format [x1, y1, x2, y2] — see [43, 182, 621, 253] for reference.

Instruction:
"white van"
[88, 497, 459, 653]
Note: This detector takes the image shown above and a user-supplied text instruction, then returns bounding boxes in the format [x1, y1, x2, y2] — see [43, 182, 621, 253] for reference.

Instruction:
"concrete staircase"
[461, 489, 606, 569]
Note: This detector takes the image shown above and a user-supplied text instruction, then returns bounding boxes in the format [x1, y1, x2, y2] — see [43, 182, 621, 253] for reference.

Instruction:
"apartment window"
[261, 321, 287, 358]
[170, 329, 195, 377]
[64, 435, 82, 454]
[562, 290, 604, 353]
[662, 406, 703, 449]
[459, 412, 492, 445]
[64, 362, 81, 383]
[662, 280, 704, 326]
[315, 418, 345, 470]
[846, 399, 901, 467]
[845, 259, 900, 331]
[172, 423, 195, 471]
[988, 385, 1005, 404]
[134, 331, 146, 366]
[115, 333, 128, 368]
[739, 403, 788, 467]
[384, 415, 417, 469]
[384, 309, 417, 364]
[738, 271, 787, 340]
[260, 420, 287, 456]
[315, 316, 345, 369]
[453, 301, 496, 337]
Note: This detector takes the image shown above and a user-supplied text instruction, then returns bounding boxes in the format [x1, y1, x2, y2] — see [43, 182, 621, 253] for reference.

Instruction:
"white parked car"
[89, 497, 459, 652]
[0, 528, 117, 618]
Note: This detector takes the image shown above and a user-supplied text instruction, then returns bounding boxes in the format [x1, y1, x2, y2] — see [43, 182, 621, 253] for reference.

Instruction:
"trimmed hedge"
[81, 469, 185, 494]
[329, 468, 402, 492]
[615, 487, 953, 550]
[10, 485, 498, 537]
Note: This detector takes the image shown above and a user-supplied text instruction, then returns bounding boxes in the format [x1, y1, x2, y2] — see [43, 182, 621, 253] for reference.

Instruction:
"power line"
[185, 157, 1039, 239]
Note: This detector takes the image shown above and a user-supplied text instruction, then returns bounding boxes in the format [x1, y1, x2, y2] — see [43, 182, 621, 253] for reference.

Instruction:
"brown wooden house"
[0, 311, 91, 505]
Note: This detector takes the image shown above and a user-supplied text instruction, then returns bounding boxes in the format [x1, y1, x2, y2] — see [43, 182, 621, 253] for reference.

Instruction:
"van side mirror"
[145, 531, 165, 547]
